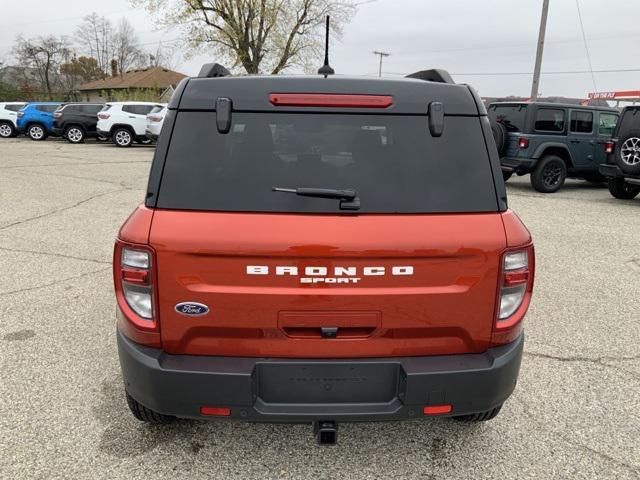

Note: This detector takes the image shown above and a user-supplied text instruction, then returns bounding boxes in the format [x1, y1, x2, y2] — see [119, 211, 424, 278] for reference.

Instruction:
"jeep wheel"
[113, 128, 133, 147]
[616, 130, 640, 175]
[126, 392, 175, 423]
[453, 404, 502, 422]
[530, 155, 566, 193]
[607, 178, 640, 200]
[65, 126, 85, 144]
[491, 122, 507, 155]
[502, 170, 513, 182]
[27, 124, 47, 141]
[0, 121, 15, 138]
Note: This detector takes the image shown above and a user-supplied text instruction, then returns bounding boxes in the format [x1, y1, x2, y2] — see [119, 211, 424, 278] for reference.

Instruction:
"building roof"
[79, 66, 187, 91]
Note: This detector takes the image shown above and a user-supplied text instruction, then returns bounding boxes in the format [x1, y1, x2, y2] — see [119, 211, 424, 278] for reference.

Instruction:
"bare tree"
[132, 0, 356, 74]
[13, 36, 70, 99]
[112, 18, 146, 74]
[76, 13, 113, 76]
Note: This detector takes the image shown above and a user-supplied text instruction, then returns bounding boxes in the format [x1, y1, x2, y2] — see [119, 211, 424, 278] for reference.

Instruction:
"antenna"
[318, 15, 335, 75]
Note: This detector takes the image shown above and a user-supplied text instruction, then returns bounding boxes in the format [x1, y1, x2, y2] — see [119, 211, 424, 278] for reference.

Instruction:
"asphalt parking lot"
[0, 138, 638, 479]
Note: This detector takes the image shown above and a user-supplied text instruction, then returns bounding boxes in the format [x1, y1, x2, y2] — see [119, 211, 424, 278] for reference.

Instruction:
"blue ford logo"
[175, 302, 209, 316]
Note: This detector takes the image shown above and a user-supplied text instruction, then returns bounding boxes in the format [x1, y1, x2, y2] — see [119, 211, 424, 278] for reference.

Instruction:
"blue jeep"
[489, 102, 619, 193]
[16, 102, 63, 141]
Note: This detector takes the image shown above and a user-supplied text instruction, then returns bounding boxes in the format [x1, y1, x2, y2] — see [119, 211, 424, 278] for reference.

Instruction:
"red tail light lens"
[147, 115, 163, 122]
[269, 93, 393, 108]
[114, 241, 159, 345]
[518, 137, 529, 149]
[98, 113, 110, 119]
[17, 111, 24, 117]
[605, 142, 614, 154]
[53, 112, 62, 119]
[492, 245, 535, 346]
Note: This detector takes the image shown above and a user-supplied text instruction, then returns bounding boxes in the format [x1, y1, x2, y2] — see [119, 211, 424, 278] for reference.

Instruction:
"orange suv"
[114, 64, 534, 444]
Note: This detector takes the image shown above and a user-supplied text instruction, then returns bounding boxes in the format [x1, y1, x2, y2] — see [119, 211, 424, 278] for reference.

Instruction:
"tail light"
[492, 245, 535, 346]
[147, 115, 163, 122]
[269, 93, 393, 108]
[98, 113, 110, 120]
[605, 142, 615, 154]
[518, 137, 529, 149]
[53, 112, 62, 119]
[17, 111, 24, 118]
[114, 240, 159, 346]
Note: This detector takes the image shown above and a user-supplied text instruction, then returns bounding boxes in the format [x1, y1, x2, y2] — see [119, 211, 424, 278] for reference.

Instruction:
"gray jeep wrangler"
[489, 102, 619, 193]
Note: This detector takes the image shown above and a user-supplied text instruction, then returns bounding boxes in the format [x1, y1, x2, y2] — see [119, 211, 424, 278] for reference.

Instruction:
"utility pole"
[373, 51, 390, 77]
[530, 0, 550, 100]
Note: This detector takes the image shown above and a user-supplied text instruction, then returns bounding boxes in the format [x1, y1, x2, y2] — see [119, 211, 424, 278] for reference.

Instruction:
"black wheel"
[491, 122, 507, 155]
[27, 123, 47, 141]
[126, 392, 175, 423]
[64, 125, 85, 144]
[607, 178, 640, 200]
[453, 404, 502, 422]
[530, 155, 567, 193]
[0, 121, 15, 138]
[113, 127, 133, 147]
[615, 130, 640, 175]
[502, 170, 513, 182]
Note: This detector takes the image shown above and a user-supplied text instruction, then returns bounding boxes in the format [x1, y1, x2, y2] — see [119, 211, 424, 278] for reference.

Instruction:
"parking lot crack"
[0, 188, 128, 231]
[0, 266, 111, 297]
[0, 246, 110, 265]
[524, 350, 640, 364]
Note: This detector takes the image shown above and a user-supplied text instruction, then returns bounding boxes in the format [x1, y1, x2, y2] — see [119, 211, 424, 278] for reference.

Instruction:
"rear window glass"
[36, 104, 60, 113]
[100, 105, 112, 112]
[80, 104, 103, 114]
[156, 112, 498, 213]
[598, 113, 618, 135]
[570, 111, 593, 133]
[149, 106, 164, 114]
[488, 105, 527, 132]
[535, 108, 565, 132]
[123, 105, 154, 115]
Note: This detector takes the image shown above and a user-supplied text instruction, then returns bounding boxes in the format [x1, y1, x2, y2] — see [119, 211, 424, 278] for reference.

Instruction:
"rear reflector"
[269, 93, 393, 108]
[423, 405, 452, 415]
[200, 406, 231, 416]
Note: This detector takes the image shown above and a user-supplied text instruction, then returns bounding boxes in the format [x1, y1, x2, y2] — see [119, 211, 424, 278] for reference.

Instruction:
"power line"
[378, 68, 640, 77]
[575, 0, 598, 92]
[372, 50, 390, 77]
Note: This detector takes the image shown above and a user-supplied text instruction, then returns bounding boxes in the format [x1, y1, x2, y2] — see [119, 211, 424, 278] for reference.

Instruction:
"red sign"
[588, 90, 640, 100]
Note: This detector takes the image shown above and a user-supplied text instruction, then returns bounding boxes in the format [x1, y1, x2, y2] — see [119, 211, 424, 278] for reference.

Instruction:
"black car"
[52, 103, 104, 143]
[489, 102, 619, 193]
[599, 106, 640, 200]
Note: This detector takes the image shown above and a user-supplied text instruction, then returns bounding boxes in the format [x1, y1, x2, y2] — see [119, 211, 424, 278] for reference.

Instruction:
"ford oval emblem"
[175, 302, 209, 316]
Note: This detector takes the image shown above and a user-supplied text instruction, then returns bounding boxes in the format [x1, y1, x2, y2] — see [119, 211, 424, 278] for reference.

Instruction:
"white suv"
[145, 104, 168, 142]
[97, 102, 162, 147]
[0, 102, 27, 138]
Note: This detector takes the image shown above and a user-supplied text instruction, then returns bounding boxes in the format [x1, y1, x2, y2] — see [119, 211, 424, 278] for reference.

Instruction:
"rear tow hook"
[313, 420, 338, 446]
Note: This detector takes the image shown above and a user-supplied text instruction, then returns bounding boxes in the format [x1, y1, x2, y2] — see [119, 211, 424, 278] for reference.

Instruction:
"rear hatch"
[150, 90, 506, 358]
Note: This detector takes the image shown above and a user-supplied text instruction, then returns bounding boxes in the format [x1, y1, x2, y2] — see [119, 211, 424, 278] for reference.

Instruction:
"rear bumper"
[501, 157, 536, 172]
[51, 126, 63, 136]
[97, 128, 110, 139]
[118, 330, 524, 422]
[599, 163, 624, 178]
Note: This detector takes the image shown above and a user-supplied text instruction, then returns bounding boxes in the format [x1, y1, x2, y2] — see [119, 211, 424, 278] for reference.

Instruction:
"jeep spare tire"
[491, 122, 507, 155]
[616, 130, 640, 175]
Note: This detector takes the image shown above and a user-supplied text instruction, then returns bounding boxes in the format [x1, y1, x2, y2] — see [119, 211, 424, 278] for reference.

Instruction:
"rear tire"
[0, 121, 15, 138]
[27, 124, 47, 141]
[113, 127, 133, 147]
[125, 392, 175, 423]
[64, 126, 85, 144]
[491, 122, 507, 155]
[607, 178, 640, 200]
[453, 404, 502, 422]
[530, 155, 567, 193]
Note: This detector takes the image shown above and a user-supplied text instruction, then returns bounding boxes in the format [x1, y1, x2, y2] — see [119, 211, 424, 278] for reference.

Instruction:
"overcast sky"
[2, 0, 640, 98]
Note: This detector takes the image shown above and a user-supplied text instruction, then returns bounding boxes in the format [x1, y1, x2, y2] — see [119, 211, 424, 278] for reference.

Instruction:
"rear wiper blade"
[272, 187, 360, 210]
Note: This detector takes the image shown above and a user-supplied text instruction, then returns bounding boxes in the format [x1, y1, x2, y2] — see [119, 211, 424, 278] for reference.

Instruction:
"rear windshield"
[488, 104, 527, 132]
[156, 112, 498, 213]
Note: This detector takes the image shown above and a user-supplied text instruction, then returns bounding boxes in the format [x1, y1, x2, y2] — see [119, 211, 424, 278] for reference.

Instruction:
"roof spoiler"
[406, 69, 454, 84]
[198, 63, 231, 78]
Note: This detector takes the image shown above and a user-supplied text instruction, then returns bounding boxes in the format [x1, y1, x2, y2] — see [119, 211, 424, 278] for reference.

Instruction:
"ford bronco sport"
[599, 105, 640, 200]
[489, 101, 619, 193]
[114, 64, 535, 444]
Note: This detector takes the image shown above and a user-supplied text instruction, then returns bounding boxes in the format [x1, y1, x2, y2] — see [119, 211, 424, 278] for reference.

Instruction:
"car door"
[567, 109, 595, 168]
[593, 111, 619, 165]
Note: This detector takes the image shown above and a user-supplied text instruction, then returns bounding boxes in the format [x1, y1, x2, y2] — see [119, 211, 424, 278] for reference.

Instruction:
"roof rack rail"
[406, 69, 454, 84]
[198, 63, 231, 78]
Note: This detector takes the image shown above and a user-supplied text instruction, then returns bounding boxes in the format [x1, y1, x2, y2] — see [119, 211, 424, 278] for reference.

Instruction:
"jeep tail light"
[492, 245, 535, 346]
[147, 115, 163, 122]
[17, 111, 24, 118]
[114, 240, 159, 346]
[269, 93, 393, 108]
[518, 137, 529, 149]
[605, 142, 615, 154]
[53, 112, 62, 119]
[98, 113, 110, 120]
